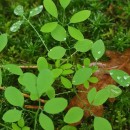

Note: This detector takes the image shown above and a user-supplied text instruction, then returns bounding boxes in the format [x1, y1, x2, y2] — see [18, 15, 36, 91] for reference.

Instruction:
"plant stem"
[23, 15, 49, 52]
[0, 123, 12, 130]
[61, 51, 77, 65]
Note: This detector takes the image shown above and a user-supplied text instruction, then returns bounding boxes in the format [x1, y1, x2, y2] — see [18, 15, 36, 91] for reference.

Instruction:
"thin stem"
[55, 91, 73, 96]
[0, 123, 12, 130]
[61, 51, 77, 65]
[23, 15, 49, 52]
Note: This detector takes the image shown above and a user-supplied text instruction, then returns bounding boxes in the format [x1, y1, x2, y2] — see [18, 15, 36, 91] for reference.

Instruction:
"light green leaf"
[18, 117, 24, 128]
[40, 22, 58, 33]
[94, 117, 112, 130]
[74, 39, 93, 52]
[91, 39, 105, 61]
[55, 59, 61, 68]
[72, 67, 92, 85]
[10, 20, 23, 32]
[83, 80, 89, 89]
[61, 76, 72, 89]
[18, 73, 37, 94]
[29, 5, 43, 17]
[4, 87, 24, 107]
[12, 123, 21, 130]
[52, 68, 63, 78]
[87, 88, 97, 104]
[14, 5, 24, 16]
[37, 57, 48, 71]
[22, 126, 30, 130]
[0, 69, 2, 86]
[48, 46, 66, 59]
[0, 33, 8, 52]
[61, 125, 77, 130]
[83, 58, 90, 67]
[46, 87, 55, 99]
[37, 69, 54, 96]
[88, 77, 98, 83]
[61, 69, 74, 75]
[68, 26, 84, 40]
[44, 98, 68, 114]
[60, 63, 73, 70]
[2, 109, 22, 122]
[39, 113, 54, 130]
[59, 0, 71, 9]
[105, 85, 122, 98]
[4, 64, 23, 75]
[109, 69, 130, 87]
[43, 0, 58, 18]
[92, 89, 110, 106]
[70, 10, 91, 23]
[51, 24, 66, 41]
[64, 107, 84, 124]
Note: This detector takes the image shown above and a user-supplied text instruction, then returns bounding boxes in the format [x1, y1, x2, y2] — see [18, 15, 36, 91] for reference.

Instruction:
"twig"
[24, 105, 43, 109]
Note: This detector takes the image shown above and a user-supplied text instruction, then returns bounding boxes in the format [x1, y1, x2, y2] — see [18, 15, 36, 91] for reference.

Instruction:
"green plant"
[0, 0, 130, 130]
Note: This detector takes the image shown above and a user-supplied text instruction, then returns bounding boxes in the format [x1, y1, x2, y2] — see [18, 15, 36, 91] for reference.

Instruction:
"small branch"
[24, 105, 43, 109]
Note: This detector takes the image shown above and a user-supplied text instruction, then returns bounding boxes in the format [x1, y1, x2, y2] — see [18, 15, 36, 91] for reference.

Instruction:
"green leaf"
[70, 10, 91, 23]
[44, 98, 68, 114]
[72, 67, 92, 85]
[83, 80, 89, 89]
[40, 22, 58, 33]
[37, 57, 48, 71]
[74, 39, 93, 52]
[46, 87, 55, 99]
[29, 5, 43, 17]
[10, 20, 23, 32]
[109, 69, 130, 87]
[64, 107, 84, 124]
[105, 85, 122, 98]
[12, 123, 21, 130]
[0, 33, 8, 52]
[37, 69, 54, 96]
[5, 87, 24, 107]
[51, 24, 66, 41]
[39, 113, 54, 130]
[43, 0, 58, 18]
[59, 0, 71, 9]
[22, 126, 30, 130]
[61, 125, 77, 130]
[60, 63, 73, 70]
[88, 77, 98, 83]
[68, 26, 84, 40]
[0, 69, 2, 86]
[4, 64, 23, 75]
[92, 89, 110, 106]
[18, 117, 25, 128]
[48, 46, 66, 59]
[91, 39, 105, 61]
[52, 68, 63, 78]
[61, 69, 74, 75]
[87, 88, 97, 104]
[94, 117, 112, 130]
[14, 5, 24, 16]
[61, 76, 72, 89]
[83, 58, 90, 67]
[2, 109, 22, 122]
[55, 59, 61, 67]
[18, 73, 37, 95]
